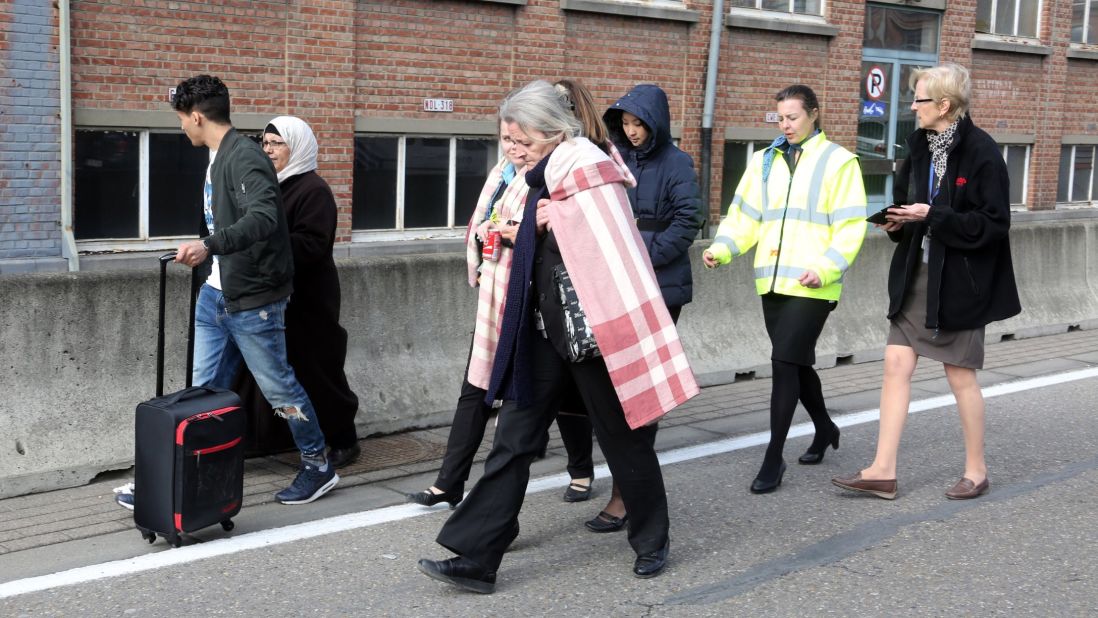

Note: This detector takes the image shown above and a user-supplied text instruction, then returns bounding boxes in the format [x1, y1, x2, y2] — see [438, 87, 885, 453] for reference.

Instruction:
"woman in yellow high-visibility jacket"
[703, 85, 867, 494]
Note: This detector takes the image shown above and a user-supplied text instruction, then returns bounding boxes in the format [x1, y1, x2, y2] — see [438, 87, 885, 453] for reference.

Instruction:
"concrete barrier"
[1, 218, 1097, 498]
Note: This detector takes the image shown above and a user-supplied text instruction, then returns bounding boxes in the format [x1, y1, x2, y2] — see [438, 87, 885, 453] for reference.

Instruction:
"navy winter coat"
[605, 84, 702, 308]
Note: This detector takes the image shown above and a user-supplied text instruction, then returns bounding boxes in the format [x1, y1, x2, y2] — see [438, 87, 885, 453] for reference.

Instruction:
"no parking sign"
[865, 65, 886, 101]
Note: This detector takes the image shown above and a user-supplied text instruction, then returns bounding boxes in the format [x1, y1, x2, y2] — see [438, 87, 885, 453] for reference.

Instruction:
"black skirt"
[761, 293, 836, 366]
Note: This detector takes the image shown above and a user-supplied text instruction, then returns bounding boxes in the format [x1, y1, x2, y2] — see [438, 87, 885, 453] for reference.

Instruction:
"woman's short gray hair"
[499, 80, 583, 144]
[910, 62, 971, 122]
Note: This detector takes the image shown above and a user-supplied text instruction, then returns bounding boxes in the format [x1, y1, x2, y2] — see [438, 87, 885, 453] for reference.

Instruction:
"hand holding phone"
[866, 205, 895, 225]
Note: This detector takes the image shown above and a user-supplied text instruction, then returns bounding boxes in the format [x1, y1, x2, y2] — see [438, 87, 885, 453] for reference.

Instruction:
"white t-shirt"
[203, 150, 222, 290]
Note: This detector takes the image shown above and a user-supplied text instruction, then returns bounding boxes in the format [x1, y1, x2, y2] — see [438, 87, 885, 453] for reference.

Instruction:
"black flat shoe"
[798, 425, 840, 465]
[750, 461, 786, 494]
[584, 510, 628, 533]
[417, 557, 496, 594]
[406, 488, 463, 508]
[563, 478, 592, 502]
[328, 443, 361, 469]
[633, 540, 669, 579]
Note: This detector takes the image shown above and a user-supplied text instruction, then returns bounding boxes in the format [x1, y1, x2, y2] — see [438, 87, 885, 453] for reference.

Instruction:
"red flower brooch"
[956, 177, 968, 187]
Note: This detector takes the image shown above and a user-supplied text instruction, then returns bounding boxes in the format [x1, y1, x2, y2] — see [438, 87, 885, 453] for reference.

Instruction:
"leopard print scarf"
[926, 120, 958, 191]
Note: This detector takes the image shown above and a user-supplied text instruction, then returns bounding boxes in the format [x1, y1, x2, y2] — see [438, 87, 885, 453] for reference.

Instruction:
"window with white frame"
[975, 0, 1039, 38]
[353, 135, 497, 231]
[721, 140, 771, 211]
[1000, 144, 1029, 206]
[1058, 145, 1098, 204]
[74, 129, 207, 245]
[729, 0, 821, 15]
[1072, 0, 1098, 44]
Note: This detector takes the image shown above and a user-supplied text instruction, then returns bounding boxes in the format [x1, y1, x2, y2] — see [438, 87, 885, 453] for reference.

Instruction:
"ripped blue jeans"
[192, 284, 327, 466]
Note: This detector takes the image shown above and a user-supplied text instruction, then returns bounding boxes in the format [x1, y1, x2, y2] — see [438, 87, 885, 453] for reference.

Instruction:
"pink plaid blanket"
[463, 159, 530, 390]
[543, 138, 699, 428]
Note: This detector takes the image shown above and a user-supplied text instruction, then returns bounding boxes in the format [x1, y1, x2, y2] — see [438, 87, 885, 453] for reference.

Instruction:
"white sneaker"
[113, 482, 135, 510]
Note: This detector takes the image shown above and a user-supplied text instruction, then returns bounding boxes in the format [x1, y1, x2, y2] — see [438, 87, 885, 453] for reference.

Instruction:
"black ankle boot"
[798, 424, 840, 465]
[750, 460, 786, 494]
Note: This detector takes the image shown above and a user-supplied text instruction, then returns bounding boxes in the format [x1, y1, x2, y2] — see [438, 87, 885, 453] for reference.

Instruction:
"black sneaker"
[276, 463, 339, 505]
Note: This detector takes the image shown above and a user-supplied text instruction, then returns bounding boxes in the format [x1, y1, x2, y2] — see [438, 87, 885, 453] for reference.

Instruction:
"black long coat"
[236, 171, 360, 453]
[888, 114, 1021, 330]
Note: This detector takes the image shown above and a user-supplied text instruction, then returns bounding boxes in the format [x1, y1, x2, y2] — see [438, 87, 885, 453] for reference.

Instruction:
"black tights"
[758, 359, 835, 480]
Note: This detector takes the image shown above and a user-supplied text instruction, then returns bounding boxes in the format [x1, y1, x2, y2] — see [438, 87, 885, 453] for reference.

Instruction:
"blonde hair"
[910, 62, 970, 122]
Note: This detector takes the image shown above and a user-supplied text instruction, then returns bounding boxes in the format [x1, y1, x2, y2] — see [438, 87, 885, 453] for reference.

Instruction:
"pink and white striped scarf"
[543, 138, 699, 428]
[463, 158, 530, 390]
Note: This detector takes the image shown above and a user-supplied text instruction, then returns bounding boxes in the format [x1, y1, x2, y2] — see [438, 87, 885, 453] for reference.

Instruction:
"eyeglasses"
[261, 140, 287, 149]
[912, 98, 936, 105]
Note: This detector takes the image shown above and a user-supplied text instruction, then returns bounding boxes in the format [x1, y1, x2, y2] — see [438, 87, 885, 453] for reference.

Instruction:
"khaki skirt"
[887, 259, 985, 369]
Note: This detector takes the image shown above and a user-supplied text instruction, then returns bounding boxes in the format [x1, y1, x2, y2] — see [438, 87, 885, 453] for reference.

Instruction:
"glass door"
[860, 4, 941, 207]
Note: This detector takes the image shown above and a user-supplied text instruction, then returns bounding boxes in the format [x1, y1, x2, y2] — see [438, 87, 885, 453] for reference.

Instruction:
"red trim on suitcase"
[174, 512, 182, 531]
[175, 406, 241, 445]
[192, 437, 242, 456]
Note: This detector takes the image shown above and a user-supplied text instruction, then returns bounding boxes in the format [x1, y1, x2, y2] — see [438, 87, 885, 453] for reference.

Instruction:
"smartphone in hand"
[866, 205, 895, 225]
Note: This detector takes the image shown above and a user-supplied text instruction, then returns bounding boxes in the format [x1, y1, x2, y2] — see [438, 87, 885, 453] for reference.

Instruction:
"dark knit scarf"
[484, 154, 551, 407]
[927, 120, 958, 191]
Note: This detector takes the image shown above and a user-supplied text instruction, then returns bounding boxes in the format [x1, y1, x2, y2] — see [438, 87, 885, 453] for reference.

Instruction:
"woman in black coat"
[260, 116, 361, 468]
[833, 63, 1020, 501]
[584, 84, 701, 533]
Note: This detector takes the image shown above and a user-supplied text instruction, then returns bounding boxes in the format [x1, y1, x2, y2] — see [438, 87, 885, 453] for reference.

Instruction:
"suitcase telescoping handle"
[157, 253, 199, 398]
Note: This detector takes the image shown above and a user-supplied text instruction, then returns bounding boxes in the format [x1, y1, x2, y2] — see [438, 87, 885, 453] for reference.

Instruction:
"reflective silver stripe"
[806, 143, 841, 222]
[830, 205, 868, 221]
[824, 247, 850, 273]
[754, 264, 807, 280]
[762, 207, 830, 225]
[713, 235, 742, 256]
[738, 198, 762, 222]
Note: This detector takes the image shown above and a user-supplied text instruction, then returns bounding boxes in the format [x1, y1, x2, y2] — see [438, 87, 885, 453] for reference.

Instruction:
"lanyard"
[927, 161, 940, 204]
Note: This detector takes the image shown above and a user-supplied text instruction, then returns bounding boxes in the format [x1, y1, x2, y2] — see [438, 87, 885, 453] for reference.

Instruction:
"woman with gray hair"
[832, 63, 1019, 501]
[417, 80, 698, 593]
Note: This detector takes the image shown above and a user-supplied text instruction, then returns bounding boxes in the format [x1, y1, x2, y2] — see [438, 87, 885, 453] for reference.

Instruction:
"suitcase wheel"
[139, 528, 156, 544]
[170, 536, 182, 549]
[221, 519, 235, 532]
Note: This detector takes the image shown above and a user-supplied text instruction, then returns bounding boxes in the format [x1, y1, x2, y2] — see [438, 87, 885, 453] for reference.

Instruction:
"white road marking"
[2, 367, 1097, 600]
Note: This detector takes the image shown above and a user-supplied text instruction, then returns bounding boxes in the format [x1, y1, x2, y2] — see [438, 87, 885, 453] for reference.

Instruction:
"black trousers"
[434, 380, 594, 494]
[436, 334, 668, 572]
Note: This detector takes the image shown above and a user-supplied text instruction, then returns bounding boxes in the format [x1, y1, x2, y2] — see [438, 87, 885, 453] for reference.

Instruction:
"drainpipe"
[59, 0, 80, 271]
[699, 0, 725, 239]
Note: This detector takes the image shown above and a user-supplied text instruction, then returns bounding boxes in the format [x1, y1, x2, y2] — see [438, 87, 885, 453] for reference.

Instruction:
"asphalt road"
[3, 373, 1097, 616]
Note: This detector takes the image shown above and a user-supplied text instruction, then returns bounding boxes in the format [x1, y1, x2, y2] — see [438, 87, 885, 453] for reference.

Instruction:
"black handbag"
[552, 263, 601, 363]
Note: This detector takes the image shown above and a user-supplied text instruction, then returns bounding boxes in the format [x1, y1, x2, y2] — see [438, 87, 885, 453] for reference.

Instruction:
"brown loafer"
[944, 477, 989, 500]
[831, 472, 898, 500]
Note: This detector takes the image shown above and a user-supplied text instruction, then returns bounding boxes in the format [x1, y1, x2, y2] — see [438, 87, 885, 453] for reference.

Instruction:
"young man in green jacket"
[171, 75, 338, 505]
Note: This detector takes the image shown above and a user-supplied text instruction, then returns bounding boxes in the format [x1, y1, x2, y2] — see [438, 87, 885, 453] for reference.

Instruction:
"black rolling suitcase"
[133, 253, 246, 547]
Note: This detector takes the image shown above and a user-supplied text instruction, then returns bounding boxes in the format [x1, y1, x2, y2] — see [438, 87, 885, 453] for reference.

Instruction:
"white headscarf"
[266, 115, 318, 183]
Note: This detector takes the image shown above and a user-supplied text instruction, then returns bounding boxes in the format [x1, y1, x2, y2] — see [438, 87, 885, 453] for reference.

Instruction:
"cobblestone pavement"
[2, 327, 1096, 557]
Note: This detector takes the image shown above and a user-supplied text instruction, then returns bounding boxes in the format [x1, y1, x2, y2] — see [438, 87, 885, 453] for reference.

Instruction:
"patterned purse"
[552, 263, 601, 363]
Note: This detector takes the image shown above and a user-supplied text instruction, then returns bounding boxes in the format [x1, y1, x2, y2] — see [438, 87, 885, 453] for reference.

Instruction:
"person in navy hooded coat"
[583, 84, 701, 534]
[604, 84, 702, 316]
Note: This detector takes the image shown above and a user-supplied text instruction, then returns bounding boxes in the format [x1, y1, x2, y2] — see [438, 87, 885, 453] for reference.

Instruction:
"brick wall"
[3, 0, 1096, 264]
[0, 0, 61, 261]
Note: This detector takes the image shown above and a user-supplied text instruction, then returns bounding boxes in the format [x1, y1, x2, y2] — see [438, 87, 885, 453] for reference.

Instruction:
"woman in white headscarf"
[257, 116, 361, 468]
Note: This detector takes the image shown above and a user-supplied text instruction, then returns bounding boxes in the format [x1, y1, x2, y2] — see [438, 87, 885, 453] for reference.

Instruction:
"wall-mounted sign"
[168, 87, 176, 103]
[765, 112, 779, 123]
[865, 65, 886, 101]
[861, 100, 886, 117]
[424, 98, 454, 113]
